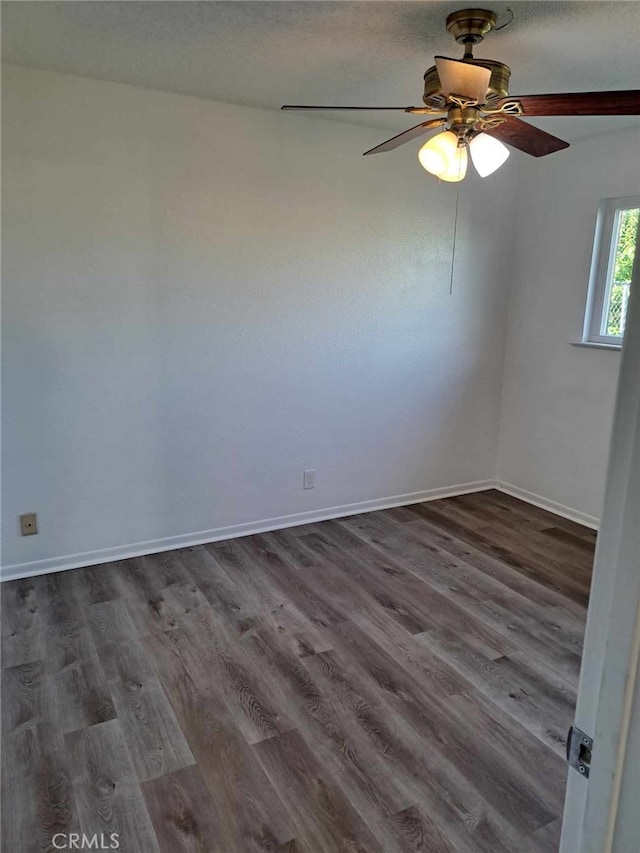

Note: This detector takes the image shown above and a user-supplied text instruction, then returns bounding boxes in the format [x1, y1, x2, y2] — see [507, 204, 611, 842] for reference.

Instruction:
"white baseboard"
[2, 478, 599, 582]
[494, 480, 600, 530]
[1, 479, 495, 582]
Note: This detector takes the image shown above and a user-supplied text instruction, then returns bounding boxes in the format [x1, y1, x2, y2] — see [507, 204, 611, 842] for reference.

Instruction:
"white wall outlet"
[303, 469, 316, 490]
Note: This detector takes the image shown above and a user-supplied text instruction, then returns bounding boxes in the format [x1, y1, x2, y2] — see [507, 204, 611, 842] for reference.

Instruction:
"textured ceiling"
[3, 1, 640, 142]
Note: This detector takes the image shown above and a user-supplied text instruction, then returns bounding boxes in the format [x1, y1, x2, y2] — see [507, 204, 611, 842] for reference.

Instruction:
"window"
[583, 196, 639, 347]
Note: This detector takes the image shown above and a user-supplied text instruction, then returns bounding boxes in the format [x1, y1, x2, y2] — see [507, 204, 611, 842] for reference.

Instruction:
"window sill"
[571, 341, 622, 351]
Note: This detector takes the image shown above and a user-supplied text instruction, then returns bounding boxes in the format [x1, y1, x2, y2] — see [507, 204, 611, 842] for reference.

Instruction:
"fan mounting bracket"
[482, 100, 523, 117]
[446, 9, 497, 45]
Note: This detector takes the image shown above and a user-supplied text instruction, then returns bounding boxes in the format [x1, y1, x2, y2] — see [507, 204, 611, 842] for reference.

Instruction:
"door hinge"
[566, 725, 593, 778]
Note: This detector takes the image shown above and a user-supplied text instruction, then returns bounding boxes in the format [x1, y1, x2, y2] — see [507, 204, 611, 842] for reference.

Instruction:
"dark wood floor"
[1, 489, 595, 852]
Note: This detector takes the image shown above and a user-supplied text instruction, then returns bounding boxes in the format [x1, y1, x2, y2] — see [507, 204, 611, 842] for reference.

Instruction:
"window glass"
[583, 198, 639, 347]
[602, 207, 638, 338]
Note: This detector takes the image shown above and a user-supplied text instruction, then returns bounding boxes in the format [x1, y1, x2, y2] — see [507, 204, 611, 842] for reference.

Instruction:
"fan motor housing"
[423, 58, 511, 108]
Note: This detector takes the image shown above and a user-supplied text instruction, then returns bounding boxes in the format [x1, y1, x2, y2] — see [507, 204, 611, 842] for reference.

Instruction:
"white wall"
[1, 65, 519, 576]
[496, 127, 640, 523]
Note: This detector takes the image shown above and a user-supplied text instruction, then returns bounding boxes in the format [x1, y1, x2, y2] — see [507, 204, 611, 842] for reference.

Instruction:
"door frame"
[560, 218, 640, 852]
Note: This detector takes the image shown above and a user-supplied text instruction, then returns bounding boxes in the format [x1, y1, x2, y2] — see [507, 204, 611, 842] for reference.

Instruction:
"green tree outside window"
[606, 208, 638, 337]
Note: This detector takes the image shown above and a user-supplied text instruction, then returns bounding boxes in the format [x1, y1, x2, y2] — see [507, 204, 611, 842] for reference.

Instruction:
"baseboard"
[2, 477, 599, 582]
[494, 480, 600, 530]
[1, 479, 495, 582]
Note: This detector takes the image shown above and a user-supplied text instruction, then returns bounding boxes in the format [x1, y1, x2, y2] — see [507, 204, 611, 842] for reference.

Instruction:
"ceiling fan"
[282, 8, 640, 182]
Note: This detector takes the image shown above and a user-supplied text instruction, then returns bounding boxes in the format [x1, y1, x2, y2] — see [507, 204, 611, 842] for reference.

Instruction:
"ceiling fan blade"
[281, 105, 420, 111]
[363, 119, 447, 155]
[434, 56, 491, 104]
[498, 90, 640, 116]
[483, 117, 570, 157]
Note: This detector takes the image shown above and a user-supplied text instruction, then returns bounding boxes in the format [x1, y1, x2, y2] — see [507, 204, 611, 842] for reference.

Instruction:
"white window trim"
[582, 195, 639, 347]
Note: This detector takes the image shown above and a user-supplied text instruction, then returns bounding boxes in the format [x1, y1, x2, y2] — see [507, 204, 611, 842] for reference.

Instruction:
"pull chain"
[449, 182, 460, 295]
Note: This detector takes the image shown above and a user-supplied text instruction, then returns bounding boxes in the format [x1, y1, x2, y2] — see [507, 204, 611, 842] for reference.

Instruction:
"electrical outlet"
[20, 513, 38, 536]
[303, 469, 316, 490]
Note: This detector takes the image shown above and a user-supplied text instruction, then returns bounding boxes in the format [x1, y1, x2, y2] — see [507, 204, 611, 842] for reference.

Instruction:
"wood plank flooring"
[1, 490, 594, 852]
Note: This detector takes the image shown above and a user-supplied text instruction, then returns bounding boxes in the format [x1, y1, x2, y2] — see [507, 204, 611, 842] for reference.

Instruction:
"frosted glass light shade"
[469, 133, 510, 177]
[418, 131, 468, 183]
[438, 144, 468, 182]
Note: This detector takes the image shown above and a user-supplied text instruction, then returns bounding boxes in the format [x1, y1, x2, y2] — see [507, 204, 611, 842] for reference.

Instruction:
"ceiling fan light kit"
[468, 132, 510, 176]
[418, 131, 469, 182]
[282, 7, 640, 183]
